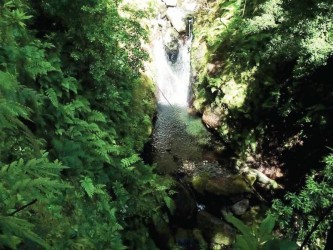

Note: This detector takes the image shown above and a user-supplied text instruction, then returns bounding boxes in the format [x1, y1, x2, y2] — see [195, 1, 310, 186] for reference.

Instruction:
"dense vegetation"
[1, 0, 333, 249]
[0, 0, 172, 249]
[192, 0, 333, 248]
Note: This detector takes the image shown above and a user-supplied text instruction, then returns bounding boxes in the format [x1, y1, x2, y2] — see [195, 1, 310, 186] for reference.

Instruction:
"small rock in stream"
[231, 199, 250, 216]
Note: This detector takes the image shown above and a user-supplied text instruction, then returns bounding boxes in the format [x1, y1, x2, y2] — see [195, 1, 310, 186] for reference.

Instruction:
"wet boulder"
[166, 7, 186, 33]
[163, 28, 179, 63]
[197, 211, 235, 249]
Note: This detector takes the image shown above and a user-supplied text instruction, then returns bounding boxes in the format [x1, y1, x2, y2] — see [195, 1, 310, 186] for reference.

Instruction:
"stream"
[150, 33, 221, 175]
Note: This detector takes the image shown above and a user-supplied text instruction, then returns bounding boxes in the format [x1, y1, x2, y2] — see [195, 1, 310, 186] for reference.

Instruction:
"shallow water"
[150, 35, 221, 174]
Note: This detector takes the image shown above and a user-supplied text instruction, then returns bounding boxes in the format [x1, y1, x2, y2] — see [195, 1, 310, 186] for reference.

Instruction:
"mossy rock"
[205, 175, 252, 196]
[197, 211, 235, 249]
[191, 173, 210, 194]
[192, 174, 252, 197]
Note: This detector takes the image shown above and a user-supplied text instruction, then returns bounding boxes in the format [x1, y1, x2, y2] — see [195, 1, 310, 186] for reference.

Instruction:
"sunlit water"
[153, 37, 192, 106]
[151, 36, 217, 174]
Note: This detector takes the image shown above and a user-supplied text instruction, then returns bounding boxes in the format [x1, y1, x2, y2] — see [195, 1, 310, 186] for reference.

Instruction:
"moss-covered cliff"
[192, 0, 333, 173]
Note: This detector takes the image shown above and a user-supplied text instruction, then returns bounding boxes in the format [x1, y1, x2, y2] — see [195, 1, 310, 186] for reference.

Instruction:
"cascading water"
[150, 27, 217, 174]
[153, 37, 192, 107]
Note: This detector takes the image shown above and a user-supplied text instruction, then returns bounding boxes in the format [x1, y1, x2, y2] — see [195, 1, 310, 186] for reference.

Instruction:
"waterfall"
[150, 32, 209, 173]
[152, 37, 192, 107]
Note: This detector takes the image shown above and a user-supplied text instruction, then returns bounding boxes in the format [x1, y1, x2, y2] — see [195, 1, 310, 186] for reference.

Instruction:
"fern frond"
[61, 77, 78, 94]
[80, 177, 95, 198]
[121, 154, 140, 168]
[88, 110, 107, 123]
[45, 88, 58, 107]
[0, 216, 49, 249]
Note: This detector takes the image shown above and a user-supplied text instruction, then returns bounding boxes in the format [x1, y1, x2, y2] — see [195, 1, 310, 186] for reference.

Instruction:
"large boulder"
[192, 174, 252, 196]
[202, 106, 224, 129]
[163, 27, 179, 62]
[205, 176, 252, 196]
[166, 7, 186, 33]
[197, 211, 235, 249]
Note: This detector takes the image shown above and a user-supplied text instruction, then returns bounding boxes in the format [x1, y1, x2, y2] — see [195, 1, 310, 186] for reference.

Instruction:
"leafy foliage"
[270, 154, 333, 249]
[193, 1, 333, 247]
[192, 0, 333, 169]
[224, 213, 297, 250]
[0, 0, 171, 248]
[0, 154, 69, 249]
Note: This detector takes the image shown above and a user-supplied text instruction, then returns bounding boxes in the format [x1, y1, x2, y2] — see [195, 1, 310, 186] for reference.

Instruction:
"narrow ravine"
[143, 2, 244, 249]
[141, 1, 286, 249]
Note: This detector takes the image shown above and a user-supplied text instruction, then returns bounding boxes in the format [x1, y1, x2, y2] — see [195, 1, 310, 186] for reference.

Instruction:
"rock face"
[197, 211, 235, 249]
[231, 199, 250, 216]
[166, 7, 186, 33]
[162, 0, 178, 7]
[202, 107, 223, 129]
[163, 28, 179, 62]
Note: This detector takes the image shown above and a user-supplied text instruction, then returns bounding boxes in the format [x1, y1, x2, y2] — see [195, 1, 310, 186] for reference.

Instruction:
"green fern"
[88, 110, 107, 123]
[121, 154, 140, 168]
[45, 88, 59, 108]
[80, 177, 95, 198]
[0, 216, 49, 249]
[80, 177, 106, 198]
[0, 154, 70, 249]
[224, 213, 297, 250]
[61, 77, 78, 94]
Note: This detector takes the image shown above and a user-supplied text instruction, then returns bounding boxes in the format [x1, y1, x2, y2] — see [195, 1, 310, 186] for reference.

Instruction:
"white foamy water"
[149, 34, 213, 173]
[152, 38, 192, 107]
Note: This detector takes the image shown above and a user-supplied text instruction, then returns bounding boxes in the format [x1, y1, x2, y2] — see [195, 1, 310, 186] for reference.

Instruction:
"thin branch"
[9, 199, 38, 216]
[242, 0, 247, 17]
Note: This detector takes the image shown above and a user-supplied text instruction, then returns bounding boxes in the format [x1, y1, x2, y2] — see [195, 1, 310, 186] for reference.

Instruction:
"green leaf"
[263, 239, 298, 250]
[163, 196, 175, 215]
[224, 212, 258, 250]
[45, 88, 59, 108]
[0, 216, 49, 249]
[258, 214, 276, 243]
[234, 235, 255, 250]
[80, 177, 95, 198]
